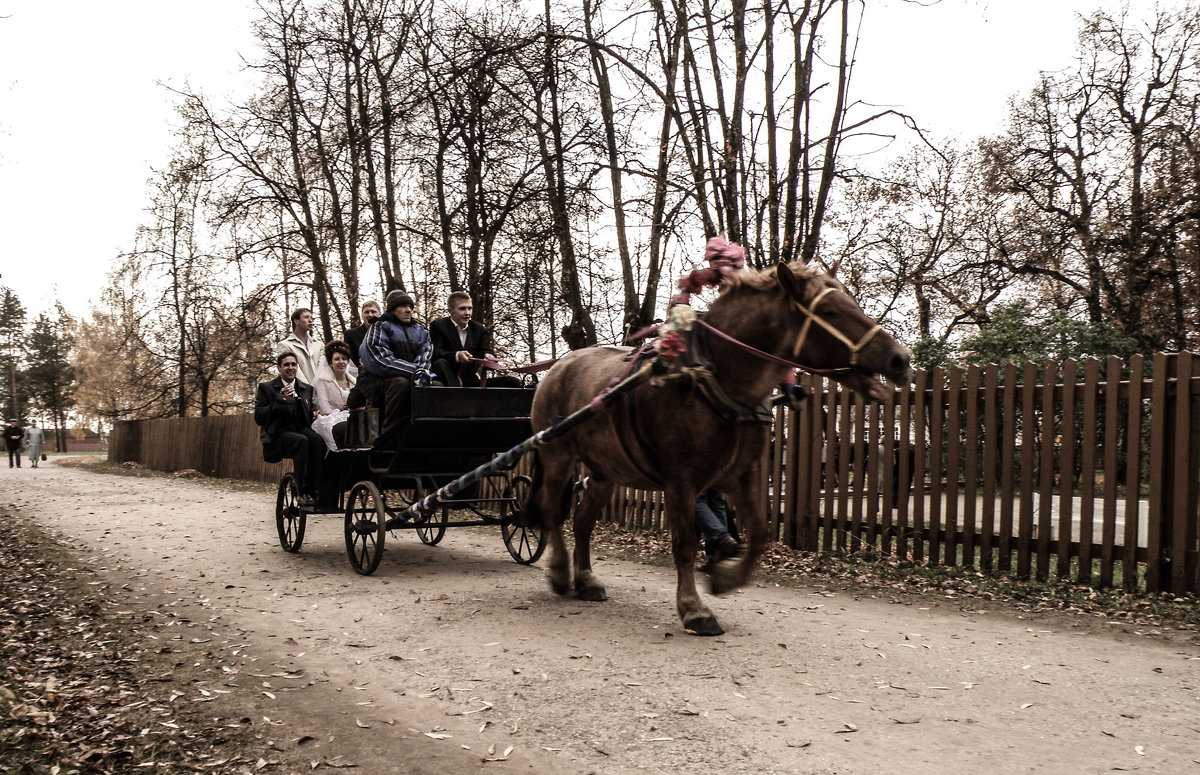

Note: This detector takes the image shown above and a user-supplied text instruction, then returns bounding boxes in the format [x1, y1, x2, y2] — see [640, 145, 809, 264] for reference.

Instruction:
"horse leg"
[710, 468, 768, 597]
[529, 451, 576, 596]
[658, 486, 721, 635]
[571, 478, 614, 601]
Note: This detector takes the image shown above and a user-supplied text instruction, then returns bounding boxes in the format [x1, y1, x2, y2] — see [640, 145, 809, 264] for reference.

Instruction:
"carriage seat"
[367, 386, 534, 473]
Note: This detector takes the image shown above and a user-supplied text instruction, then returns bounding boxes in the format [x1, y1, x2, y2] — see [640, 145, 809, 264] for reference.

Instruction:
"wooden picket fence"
[109, 352, 1200, 594]
[108, 415, 290, 483]
[605, 352, 1200, 595]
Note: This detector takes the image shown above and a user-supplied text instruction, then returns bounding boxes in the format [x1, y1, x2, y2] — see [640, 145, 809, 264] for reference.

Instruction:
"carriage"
[268, 241, 910, 635]
[272, 386, 546, 575]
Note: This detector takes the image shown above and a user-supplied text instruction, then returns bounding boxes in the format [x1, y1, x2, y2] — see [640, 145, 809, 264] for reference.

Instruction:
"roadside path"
[2, 460, 1197, 774]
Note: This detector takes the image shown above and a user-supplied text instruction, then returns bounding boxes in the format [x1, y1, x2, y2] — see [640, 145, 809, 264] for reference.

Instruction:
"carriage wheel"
[345, 481, 387, 575]
[275, 473, 306, 553]
[501, 475, 544, 564]
[415, 506, 448, 546]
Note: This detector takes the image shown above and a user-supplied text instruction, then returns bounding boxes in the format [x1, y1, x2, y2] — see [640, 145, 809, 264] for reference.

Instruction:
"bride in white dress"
[312, 340, 356, 451]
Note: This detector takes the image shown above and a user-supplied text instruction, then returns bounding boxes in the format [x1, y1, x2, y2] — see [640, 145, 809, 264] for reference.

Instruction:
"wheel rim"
[275, 474, 306, 552]
[345, 481, 386, 574]
[501, 475, 544, 564]
[415, 506, 448, 546]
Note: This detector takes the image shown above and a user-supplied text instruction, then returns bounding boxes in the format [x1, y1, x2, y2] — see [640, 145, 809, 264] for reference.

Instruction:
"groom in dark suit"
[254, 352, 324, 505]
[429, 292, 520, 388]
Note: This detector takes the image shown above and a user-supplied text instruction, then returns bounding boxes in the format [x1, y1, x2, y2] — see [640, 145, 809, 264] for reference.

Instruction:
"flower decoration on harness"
[654, 237, 745, 359]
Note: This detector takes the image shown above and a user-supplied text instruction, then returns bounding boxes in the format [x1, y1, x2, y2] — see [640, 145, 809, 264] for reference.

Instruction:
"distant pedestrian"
[24, 420, 45, 468]
[4, 418, 23, 468]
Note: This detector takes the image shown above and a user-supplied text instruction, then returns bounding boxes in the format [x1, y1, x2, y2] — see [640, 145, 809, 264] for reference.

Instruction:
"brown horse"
[527, 260, 910, 635]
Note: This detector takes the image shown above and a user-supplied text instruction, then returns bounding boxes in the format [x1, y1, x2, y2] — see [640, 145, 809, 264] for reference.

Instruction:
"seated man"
[429, 291, 521, 388]
[343, 299, 381, 370]
[357, 290, 436, 447]
[255, 352, 325, 506]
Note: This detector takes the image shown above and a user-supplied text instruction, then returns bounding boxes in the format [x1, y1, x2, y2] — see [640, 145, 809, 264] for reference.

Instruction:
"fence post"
[1146, 353, 1173, 592]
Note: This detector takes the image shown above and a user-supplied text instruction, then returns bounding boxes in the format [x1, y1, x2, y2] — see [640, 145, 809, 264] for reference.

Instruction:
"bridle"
[789, 286, 883, 371]
[691, 283, 882, 376]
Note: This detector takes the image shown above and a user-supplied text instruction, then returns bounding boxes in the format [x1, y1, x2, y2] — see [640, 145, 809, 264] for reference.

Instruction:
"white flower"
[667, 303, 695, 331]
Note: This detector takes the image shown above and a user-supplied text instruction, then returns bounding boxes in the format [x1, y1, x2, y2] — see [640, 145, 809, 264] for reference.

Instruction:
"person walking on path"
[4, 418, 23, 468]
[23, 420, 45, 468]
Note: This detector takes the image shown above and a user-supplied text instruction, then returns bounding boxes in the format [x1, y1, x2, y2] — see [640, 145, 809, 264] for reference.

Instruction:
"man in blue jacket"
[357, 290, 436, 447]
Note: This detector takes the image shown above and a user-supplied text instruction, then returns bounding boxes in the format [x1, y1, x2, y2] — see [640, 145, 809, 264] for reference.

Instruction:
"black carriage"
[273, 386, 545, 575]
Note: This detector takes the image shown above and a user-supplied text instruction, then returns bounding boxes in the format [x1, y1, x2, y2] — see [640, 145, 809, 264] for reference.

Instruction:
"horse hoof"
[548, 571, 570, 597]
[683, 616, 725, 636]
[575, 585, 607, 602]
[708, 565, 737, 596]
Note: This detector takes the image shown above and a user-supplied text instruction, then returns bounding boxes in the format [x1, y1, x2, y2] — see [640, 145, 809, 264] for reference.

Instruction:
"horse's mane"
[717, 260, 817, 295]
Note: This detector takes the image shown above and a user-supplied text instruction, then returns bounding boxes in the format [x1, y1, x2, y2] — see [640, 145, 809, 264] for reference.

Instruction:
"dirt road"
[3, 460, 1198, 774]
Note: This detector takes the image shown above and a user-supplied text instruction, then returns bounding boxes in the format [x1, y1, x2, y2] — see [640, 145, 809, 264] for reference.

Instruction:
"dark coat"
[429, 317, 494, 363]
[359, 312, 432, 380]
[253, 377, 316, 453]
[344, 323, 369, 368]
[3, 423, 22, 451]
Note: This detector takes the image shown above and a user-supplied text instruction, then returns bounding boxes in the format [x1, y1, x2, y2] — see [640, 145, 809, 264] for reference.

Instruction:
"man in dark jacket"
[254, 353, 324, 505]
[429, 292, 520, 388]
[342, 299, 381, 370]
[4, 419, 23, 468]
[357, 290, 436, 446]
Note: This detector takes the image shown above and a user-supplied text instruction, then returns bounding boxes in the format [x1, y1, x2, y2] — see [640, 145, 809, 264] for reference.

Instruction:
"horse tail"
[524, 448, 574, 527]
[524, 449, 545, 527]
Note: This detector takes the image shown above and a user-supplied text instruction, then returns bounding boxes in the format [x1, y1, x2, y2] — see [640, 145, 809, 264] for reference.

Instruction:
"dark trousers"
[8, 448, 20, 467]
[265, 429, 324, 494]
[355, 372, 414, 446]
[694, 490, 731, 554]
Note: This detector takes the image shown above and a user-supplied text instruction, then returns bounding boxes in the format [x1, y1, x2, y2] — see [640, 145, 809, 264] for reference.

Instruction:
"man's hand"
[456, 350, 471, 364]
[282, 384, 295, 398]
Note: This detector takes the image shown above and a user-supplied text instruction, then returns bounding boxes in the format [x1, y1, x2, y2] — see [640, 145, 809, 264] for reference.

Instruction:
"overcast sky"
[0, 0, 1139, 317]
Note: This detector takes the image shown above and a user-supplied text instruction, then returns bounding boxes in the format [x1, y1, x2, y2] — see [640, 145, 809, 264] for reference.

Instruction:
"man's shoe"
[298, 493, 315, 508]
[704, 537, 742, 572]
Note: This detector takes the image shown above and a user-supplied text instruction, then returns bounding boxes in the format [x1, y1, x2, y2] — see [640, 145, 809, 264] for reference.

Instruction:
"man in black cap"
[4, 419, 23, 468]
[356, 290, 436, 446]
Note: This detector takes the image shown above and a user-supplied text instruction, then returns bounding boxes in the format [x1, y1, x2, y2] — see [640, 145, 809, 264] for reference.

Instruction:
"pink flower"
[655, 330, 686, 359]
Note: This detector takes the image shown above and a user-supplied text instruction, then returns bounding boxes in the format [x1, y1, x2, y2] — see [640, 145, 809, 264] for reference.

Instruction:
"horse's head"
[775, 261, 910, 400]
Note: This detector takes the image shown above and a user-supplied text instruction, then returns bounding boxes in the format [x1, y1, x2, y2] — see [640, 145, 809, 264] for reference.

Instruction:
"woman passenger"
[312, 340, 356, 451]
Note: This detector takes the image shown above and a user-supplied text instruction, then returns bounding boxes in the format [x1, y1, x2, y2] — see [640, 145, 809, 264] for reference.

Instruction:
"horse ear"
[776, 261, 807, 300]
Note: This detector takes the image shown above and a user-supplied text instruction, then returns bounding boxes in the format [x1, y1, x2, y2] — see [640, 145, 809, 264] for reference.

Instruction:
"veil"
[313, 358, 335, 386]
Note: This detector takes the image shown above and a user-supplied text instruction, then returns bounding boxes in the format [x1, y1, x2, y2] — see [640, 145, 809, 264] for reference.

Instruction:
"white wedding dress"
[312, 361, 353, 451]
